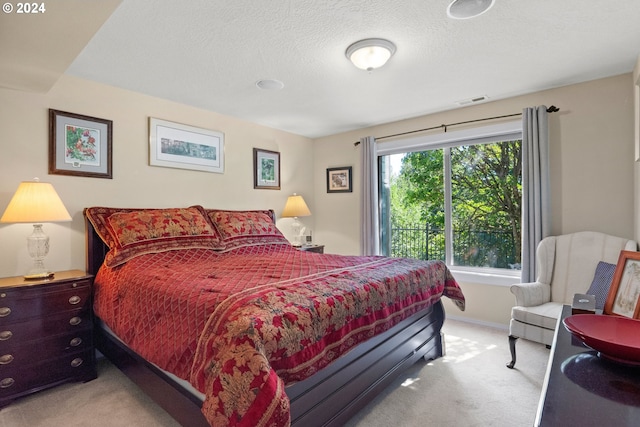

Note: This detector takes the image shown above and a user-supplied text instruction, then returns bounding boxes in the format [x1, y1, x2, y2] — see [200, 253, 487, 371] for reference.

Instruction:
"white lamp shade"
[346, 38, 396, 71]
[1, 180, 72, 223]
[281, 194, 311, 218]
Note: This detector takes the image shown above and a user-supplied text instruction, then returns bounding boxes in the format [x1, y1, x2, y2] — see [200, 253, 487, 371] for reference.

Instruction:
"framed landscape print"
[253, 148, 280, 190]
[327, 166, 352, 193]
[149, 118, 224, 173]
[49, 109, 113, 179]
[604, 250, 640, 318]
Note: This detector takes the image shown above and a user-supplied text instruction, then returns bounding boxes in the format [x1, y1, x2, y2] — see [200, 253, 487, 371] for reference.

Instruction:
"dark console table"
[535, 305, 640, 426]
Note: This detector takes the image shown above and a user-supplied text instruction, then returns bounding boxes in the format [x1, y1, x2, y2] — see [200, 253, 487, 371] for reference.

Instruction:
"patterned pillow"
[206, 209, 289, 250]
[84, 206, 223, 267]
[586, 261, 617, 310]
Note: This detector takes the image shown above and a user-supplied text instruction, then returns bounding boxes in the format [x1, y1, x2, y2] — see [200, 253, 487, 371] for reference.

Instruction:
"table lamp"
[0, 178, 72, 279]
[281, 193, 311, 246]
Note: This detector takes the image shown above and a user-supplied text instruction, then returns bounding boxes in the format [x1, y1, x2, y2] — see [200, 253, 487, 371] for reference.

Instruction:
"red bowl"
[563, 314, 640, 365]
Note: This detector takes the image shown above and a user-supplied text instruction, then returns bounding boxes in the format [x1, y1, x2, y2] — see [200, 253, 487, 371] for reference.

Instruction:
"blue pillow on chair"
[586, 261, 616, 310]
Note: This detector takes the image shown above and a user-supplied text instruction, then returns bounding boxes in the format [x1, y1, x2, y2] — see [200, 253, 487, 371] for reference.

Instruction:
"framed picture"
[253, 148, 280, 190]
[604, 250, 640, 318]
[149, 118, 224, 173]
[49, 109, 113, 179]
[327, 166, 352, 193]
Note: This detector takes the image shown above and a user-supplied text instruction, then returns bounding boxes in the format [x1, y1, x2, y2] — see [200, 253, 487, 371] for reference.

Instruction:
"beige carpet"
[0, 319, 548, 427]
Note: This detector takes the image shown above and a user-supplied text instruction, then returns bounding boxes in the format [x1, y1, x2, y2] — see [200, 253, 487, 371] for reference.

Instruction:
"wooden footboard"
[94, 301, 444, 427]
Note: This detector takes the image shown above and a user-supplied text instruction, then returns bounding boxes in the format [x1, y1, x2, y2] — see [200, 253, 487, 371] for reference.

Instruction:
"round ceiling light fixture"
[447, 0, 495, 19]
[345, 38, 396, 72]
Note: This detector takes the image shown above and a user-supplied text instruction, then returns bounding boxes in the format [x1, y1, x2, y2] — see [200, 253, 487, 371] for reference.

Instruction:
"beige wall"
[0, 75, 314, 278]
[313, 73, 635, 326]
[0, 73, 636, 327]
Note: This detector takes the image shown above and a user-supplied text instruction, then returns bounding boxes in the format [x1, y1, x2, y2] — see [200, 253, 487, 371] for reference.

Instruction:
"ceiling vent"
[456, 95, 488, 106]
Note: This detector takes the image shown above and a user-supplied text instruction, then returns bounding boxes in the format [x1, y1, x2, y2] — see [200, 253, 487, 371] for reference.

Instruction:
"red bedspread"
[94, 244, 465, 427]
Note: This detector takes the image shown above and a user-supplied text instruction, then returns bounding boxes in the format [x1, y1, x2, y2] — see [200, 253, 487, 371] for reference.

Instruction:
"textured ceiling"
[54, 1, 640, 137]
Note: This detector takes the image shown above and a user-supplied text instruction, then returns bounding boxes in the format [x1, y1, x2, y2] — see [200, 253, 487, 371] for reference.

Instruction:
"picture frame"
[326, 166, 352, 193]
[604, 250, 640, 318]
[49, 109, 113, 179]
[253, 148, 280, 190]
[149, 118, 224, 174]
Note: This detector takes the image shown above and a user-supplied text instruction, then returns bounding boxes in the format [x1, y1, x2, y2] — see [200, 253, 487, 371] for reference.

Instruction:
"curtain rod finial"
[547, 105, 559, 113]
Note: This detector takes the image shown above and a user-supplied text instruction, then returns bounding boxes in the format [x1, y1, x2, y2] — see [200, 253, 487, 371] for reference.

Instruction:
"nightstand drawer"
[0, 349, 96, 399]
[0, 328, 93, 368]
[0, 281, 91, 324]
[0, 310, 90, 346]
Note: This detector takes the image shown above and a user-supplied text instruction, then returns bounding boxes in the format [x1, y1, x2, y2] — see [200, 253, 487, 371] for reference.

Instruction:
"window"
[378, 121, 523, 273]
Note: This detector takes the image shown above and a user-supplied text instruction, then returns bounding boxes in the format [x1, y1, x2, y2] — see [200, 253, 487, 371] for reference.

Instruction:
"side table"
[535, 305, 640, 426]
[0, 270, 97, 407]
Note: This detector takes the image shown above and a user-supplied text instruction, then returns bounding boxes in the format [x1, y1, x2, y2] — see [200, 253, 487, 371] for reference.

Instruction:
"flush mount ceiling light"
[345, 38, 396, 72]
[447, 0, 495, 19]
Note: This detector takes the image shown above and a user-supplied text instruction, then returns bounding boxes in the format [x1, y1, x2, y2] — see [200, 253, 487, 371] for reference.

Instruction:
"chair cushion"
[586, 261, 616, 310]
[511, 302, 563, 331]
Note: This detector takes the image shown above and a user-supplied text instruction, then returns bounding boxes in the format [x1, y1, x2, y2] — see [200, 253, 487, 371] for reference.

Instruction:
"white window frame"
[376, 120, 523, 286]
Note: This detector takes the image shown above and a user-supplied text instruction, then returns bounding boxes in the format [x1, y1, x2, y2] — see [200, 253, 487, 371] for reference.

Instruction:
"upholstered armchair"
[507, 231, 637, 369]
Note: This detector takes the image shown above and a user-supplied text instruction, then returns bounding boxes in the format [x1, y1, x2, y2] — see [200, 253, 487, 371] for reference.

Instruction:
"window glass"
[381, 139, 522, 271]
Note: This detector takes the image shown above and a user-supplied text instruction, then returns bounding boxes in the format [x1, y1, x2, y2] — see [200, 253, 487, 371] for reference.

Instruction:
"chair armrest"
[510, 281, 551, 307]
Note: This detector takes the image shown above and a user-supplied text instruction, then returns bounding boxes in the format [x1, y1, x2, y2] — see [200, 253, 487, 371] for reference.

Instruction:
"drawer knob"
[0, 378, 14, 388]
[69, 317, 82, 326]
[0, 307, 10, 317]
[0, 355, 13, 365]
[0, 331, 12, 341]
[70, 358, 83, 368]
[68, 296, 81, 305]
[70, 337, 83, 347]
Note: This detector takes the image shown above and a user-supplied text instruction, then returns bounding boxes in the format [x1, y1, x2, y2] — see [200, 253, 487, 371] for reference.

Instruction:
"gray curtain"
[521, 106, 551, 282]
[360, 136, 379, 255]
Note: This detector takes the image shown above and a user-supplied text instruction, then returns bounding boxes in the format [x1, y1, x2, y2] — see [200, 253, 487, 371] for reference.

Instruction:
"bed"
[84, 206, 465, 427]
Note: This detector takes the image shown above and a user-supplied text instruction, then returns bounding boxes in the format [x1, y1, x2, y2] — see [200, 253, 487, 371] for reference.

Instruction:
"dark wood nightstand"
[296, 244, 324, 254]
[0, 270, 96, 407]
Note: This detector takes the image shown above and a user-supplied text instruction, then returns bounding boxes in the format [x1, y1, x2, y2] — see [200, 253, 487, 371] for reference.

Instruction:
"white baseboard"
[446, 314, 509, 331]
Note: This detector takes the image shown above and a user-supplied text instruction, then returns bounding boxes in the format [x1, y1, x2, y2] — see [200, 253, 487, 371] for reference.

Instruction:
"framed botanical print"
[49, 109, 113, 179]
[253, 148, 280, 190]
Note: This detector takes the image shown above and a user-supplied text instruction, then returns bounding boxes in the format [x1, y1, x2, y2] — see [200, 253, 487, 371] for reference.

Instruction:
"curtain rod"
[354, 105, 559, 146]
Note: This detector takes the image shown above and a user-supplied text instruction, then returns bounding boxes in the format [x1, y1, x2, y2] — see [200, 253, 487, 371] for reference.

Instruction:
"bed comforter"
[94, 244, 465, 427]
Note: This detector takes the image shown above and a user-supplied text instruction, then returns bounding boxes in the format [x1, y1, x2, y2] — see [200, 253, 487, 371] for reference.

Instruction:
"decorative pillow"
[586, 261, 617, 310]
[85, 206, 223, 267]
[206, 209, 289, 250]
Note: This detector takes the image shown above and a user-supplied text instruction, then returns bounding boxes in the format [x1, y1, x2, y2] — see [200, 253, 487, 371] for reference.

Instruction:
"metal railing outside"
[390, 224, 519, 269]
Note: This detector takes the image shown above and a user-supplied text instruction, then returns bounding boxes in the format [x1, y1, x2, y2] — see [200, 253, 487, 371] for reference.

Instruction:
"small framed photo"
[49, 109, 113, 179]
[253, 148, 280, 190]
[604, 250, 640, 318]
[327, 166, 352, 193]
[149, 118, 224, 173]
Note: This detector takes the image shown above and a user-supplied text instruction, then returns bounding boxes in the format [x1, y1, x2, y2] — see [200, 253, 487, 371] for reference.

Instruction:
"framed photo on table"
[49, 109, 113, 179]
[326, 166, 352, 193]
[253, 148, 280, 190]
[604, 250, 640, 318]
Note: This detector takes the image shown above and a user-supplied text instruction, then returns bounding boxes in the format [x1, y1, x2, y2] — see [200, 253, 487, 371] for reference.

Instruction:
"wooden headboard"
[84, 208, 277, 277]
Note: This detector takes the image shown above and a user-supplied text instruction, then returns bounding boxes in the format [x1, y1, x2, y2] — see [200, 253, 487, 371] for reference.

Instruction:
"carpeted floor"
[0, 319, 549, 427]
